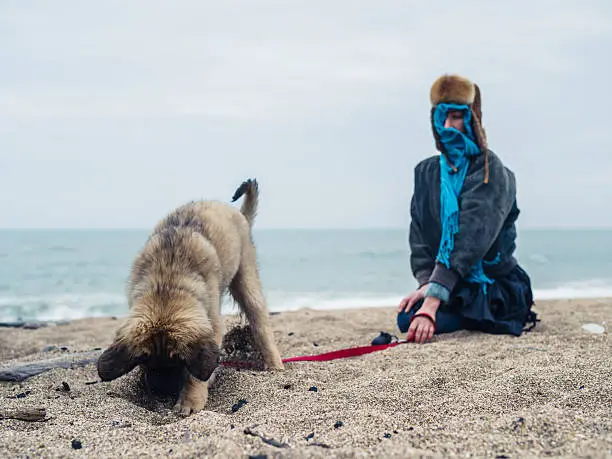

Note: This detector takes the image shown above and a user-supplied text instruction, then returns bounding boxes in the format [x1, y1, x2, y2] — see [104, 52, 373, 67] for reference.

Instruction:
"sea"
[0, 228, 611, 322]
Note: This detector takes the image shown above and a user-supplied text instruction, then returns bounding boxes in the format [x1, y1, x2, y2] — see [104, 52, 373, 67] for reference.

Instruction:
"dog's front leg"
[173, 374, 208, 416]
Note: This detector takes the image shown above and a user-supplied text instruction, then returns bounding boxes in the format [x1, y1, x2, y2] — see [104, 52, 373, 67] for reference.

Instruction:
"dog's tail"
[231, 178, 259, 227]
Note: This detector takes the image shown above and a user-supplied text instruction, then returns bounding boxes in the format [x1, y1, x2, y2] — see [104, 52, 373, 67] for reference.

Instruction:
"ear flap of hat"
[469, 84, 489, 183]
[469, 83, 488, 154]
[471, 83, 482, 123]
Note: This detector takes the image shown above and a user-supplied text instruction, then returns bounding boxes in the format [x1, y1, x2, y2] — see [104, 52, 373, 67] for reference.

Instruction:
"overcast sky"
[1, 0, 611, 229]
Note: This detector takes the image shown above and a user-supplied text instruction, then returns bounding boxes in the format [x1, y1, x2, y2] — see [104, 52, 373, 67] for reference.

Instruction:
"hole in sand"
[106, 324, 267, 424]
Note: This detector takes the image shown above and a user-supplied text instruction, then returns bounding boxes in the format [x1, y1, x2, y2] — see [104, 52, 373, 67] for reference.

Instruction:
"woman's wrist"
[424, 282, 450, 303]
[421, 296, 441, 315]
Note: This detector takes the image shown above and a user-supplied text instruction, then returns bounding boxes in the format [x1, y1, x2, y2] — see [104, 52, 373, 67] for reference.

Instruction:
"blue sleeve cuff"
[424, 282, 450, 303]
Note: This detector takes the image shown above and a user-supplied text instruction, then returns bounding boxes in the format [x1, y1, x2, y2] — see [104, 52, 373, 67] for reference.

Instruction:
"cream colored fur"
[97, 179, 284, 416]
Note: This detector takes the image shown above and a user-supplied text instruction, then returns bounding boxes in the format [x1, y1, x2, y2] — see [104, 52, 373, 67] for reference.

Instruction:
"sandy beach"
[0, 298, 610, 458]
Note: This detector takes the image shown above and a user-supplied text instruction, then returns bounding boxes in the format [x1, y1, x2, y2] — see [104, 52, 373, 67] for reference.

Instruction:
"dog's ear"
[184, 340, 220, 382]
[97, 342, 141, 381]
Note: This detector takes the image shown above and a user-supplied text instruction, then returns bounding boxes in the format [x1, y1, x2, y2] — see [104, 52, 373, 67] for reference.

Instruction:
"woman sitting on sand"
[397, 74, 537, 344]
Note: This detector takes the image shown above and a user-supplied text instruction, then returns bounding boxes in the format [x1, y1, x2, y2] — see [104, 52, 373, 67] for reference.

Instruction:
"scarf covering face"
[432, 102, 496, 290]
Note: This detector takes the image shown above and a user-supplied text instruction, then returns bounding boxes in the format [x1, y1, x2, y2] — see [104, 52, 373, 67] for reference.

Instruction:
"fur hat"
[429, 74, 489, 183]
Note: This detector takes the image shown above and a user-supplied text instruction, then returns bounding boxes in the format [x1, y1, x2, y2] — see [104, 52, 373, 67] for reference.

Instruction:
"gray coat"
[409, 150, 520, 293]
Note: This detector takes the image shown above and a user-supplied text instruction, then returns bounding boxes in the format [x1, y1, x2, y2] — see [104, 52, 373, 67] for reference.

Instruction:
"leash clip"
[371, 331, 399, 346]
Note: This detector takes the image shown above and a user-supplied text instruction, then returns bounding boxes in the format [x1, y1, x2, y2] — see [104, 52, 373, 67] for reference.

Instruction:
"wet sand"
[0, 298, 610, 458]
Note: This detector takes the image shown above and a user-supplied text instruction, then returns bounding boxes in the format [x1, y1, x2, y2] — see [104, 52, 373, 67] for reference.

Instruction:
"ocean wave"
[0, 293, 127, 322]
[2, 279, 611, 322]
[533, 278, 612, 300]
[260, 292, 403, 313]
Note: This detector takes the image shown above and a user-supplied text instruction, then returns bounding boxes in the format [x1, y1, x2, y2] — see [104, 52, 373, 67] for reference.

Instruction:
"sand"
[0, 298, 610, 458]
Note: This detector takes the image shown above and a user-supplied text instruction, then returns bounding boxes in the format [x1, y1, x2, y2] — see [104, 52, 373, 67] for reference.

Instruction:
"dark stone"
[308, 386, 318, 392]
[231, 399, 248, 413]
[71, 439, 82, 450]
[6, 390, 31, 399]
[334, 421, 344, 429]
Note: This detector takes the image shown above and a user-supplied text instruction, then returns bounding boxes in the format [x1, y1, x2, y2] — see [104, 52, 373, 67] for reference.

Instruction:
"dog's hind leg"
[229, 253, 284, 370]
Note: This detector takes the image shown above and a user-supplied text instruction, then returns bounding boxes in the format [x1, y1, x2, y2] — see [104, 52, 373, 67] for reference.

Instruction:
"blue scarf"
[433, 103, 495, 291]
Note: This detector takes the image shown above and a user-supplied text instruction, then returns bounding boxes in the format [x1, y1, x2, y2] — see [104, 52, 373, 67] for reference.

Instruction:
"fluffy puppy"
[97, 179, 284, 416]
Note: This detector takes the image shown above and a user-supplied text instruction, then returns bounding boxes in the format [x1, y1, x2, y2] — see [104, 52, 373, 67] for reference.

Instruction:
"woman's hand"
[406, 296, 440, 344]
[397, 284, 429, 313]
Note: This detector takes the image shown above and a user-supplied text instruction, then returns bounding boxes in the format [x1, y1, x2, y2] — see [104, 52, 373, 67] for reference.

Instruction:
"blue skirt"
[398, 264, 537, 337]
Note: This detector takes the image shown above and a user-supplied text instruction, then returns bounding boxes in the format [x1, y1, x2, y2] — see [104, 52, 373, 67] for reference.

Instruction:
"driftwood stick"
[244, 426, 290, 448]
[0, 350, 104, 382]
[0, 407, 47, 422]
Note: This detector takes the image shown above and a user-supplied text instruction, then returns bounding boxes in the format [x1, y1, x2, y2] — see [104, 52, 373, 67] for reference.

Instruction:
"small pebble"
[42, 346, 58, 352]
[283, 384, 292, 390]
[231, 399, 248, 413]
[71, 439, 82, 450]
[288, 332, 294, 336]
[5, 390, 29, 400]
[62, 382, 70, 392]
[308, 386, 318, 392]
[334, 421, 344, 429]
[383, 433, 392, 439]
[111, 420, 132, 428]
[305, 432, 314, 440]
[582, 323, 605, 334]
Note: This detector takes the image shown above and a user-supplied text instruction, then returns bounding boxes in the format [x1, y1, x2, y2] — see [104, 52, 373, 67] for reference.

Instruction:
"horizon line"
[1, 226, 611, 231]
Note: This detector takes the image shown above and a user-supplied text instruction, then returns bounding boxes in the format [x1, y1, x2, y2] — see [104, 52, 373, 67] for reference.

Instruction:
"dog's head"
[97, 292, 220, 390]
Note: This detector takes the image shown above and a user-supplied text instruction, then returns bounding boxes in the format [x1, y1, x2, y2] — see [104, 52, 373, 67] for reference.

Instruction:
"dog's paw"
[173, 375, 209, 416]
[173, 396, 206, 417]
[264, 359, 285, 371]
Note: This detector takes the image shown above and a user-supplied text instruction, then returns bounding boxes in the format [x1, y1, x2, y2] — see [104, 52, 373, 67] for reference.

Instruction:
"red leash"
[282, 340, 406, 363]
[221, 340, 408, 369]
